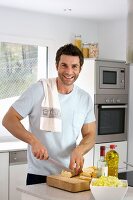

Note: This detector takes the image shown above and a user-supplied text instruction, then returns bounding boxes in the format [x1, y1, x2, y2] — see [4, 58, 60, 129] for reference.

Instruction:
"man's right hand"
[31, 136, 48, 160]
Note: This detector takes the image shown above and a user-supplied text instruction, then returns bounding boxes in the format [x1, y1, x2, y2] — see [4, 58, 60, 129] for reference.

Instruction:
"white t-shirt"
[12, 81, 95, 176]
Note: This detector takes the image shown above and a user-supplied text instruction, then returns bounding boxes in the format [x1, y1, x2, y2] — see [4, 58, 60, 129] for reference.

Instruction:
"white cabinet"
[128, 64, 133, 170]
[127, 0, 133, 63]
[9, 150, 27, 200]
[0, 150, 27, 200]
[75, 59, 95, 167]
[83, 148, 94, 168]
[9, 164, 27, 200]
[0, 152, 9, 200]
[94, 141, 127, 172]
[75, 59, 95, 102]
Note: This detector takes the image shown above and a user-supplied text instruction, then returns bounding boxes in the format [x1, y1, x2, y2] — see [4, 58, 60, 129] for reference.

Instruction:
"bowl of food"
[90, 176, 128, 200]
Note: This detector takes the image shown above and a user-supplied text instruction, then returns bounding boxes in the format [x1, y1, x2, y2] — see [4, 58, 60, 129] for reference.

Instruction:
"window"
[0, 41, 48, 138]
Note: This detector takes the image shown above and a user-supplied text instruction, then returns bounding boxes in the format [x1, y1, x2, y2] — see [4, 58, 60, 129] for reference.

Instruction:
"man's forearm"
[2, 113, 35, 145]
[76, 134, 95, 155]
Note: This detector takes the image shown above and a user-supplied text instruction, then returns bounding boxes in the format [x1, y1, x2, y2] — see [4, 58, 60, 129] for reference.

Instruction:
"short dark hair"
[55, 43, 84, 68]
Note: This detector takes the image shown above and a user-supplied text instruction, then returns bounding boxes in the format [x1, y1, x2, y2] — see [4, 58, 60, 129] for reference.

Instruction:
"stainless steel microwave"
[95, 59, 129, 95]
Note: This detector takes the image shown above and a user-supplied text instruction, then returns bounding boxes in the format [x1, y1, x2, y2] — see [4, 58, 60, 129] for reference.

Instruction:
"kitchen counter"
[0, 140, 27, 152]
[17, 183, 133, 200]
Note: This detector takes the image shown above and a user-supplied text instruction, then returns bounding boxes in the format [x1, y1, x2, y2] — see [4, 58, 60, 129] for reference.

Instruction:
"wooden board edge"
[47, 176, 90, 192]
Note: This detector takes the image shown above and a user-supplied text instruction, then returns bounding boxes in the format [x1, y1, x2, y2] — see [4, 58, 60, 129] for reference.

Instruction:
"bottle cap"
[100, 146, 106, 156]
[100, 146, 105, 150]
[110, 144, 116, 149]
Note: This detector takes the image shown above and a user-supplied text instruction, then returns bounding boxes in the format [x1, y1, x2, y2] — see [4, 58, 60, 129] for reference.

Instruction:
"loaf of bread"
[61, 166, 98, 179]
[61, 170, 73, 178]
[79, 166, 98, 180]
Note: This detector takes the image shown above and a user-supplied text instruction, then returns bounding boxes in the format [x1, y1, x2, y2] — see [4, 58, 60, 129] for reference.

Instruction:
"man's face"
[56, 55, 81, 86]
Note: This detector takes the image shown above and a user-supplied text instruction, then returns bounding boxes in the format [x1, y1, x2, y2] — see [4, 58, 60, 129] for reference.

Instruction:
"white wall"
[0, 7, 128, 71]
[0, 7, 99, 77]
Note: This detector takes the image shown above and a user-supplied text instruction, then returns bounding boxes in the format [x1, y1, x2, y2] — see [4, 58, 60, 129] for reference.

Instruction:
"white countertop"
[17, 183, 133, 200]
[17, 183, 93, 200]
[0, 140, 27, 152]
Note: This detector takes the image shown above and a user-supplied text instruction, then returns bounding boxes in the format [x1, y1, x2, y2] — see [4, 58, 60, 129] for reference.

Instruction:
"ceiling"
[0, 0, 128, 20]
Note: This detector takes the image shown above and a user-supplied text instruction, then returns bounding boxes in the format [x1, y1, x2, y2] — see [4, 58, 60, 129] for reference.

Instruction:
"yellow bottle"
[82, 43, 89, 58]
[106, 144, 119, 177]
[74, 35, 82, 50]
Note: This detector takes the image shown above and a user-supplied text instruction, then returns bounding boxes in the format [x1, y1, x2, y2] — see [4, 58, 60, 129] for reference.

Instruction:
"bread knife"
[48, 157, 74, 173]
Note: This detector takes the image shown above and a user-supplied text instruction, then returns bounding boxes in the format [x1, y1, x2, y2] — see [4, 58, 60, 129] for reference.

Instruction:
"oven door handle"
[101, 105, 128, 109]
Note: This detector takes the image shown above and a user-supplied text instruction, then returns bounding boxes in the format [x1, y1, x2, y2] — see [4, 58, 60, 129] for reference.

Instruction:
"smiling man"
[57, 55, 81, 88]
[2, 43, 96, 185]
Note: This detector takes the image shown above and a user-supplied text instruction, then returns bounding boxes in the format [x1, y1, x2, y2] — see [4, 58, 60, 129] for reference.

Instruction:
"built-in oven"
[95, 94, 128, 143]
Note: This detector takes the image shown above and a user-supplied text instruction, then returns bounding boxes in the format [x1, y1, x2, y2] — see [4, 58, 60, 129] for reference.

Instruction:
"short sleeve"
[12, 82, 43, 118]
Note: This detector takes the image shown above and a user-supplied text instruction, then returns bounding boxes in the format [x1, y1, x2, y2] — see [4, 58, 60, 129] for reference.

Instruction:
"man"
[2, 43, 96, 185]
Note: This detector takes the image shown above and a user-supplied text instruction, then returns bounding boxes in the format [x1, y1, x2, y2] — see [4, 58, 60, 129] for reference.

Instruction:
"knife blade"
[48, 157, 74, 173]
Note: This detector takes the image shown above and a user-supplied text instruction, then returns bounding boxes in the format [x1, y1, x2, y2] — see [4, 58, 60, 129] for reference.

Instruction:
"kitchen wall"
[0, 7, 99, 78]
[0, 7, 127, 74]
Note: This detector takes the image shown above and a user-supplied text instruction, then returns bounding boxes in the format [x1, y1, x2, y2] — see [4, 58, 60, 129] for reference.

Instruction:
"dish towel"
[40, 78, 62, 132]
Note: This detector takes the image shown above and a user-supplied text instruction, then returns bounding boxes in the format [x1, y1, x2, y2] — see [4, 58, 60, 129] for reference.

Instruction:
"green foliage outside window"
[0, 42, 38, 99]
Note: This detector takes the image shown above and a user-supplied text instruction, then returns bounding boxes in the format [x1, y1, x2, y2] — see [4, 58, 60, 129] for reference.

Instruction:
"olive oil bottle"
[106, 144, 119, 177]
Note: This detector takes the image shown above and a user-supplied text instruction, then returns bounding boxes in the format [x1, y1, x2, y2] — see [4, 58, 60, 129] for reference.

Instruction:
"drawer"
[9, 150, 27, 165]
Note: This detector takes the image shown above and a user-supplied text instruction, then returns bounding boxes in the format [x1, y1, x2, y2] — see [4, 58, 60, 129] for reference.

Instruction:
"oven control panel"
[105, 98, 121, 104]
[95, 94, 128, 104]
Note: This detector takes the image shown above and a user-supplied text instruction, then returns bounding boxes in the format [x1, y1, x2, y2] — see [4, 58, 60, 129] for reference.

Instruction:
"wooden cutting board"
[47, 175, 91, 192]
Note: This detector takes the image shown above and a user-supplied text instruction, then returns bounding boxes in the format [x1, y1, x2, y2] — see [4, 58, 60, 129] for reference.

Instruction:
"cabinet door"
[9, 164, 28, 200]
[83, 148, 94, 168]
[75, 59, 95, 102]
[94, 141, 127, 172]
[0, 152, 9, 200]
